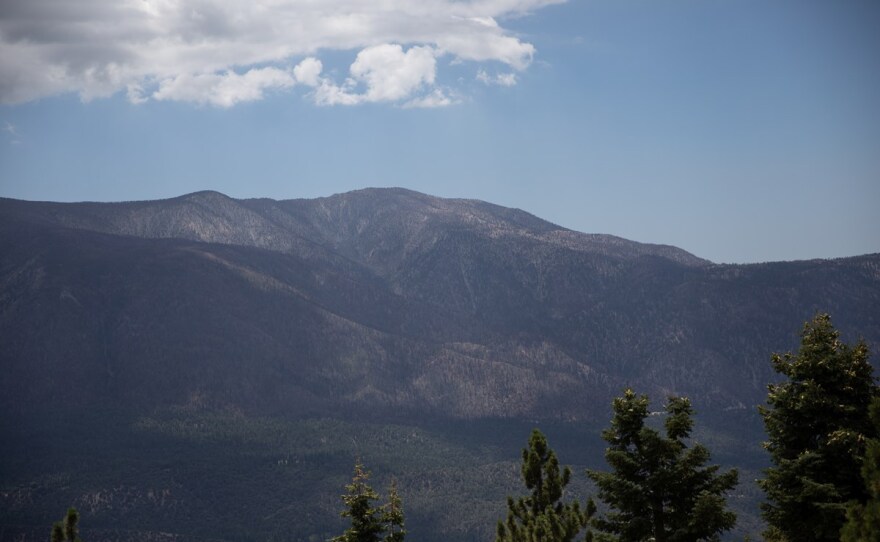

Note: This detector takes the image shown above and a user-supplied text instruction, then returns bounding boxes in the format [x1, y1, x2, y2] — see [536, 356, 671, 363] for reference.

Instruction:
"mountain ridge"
[0, 188, 711, 269]
[2, 188, 877, 419]
[2, 188, 879, 541]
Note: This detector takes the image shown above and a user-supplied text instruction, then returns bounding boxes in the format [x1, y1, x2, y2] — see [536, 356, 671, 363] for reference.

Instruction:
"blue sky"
[1, 0, 878, 264]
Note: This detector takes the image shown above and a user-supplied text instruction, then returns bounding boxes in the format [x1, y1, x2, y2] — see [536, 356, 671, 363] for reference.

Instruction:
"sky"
[1, 0, 878, 264]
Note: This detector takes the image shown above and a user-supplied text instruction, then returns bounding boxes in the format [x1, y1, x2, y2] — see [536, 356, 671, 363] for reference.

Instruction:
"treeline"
[54, 314, 879, 541]
[329, 314, 879, 541]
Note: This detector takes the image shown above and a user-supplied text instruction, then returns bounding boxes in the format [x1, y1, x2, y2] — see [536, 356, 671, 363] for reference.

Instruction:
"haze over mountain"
[1, 188, 878, 541]
[3, 188, 877, 418]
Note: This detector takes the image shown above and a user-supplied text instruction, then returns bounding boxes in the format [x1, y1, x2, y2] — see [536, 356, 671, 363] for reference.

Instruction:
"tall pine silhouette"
[497, 429, 591, 542]
[331, 461, 407, 542]
[759, 314, 878, 541]
[587, 390, 738, 542]
[50, 508, 82, 542]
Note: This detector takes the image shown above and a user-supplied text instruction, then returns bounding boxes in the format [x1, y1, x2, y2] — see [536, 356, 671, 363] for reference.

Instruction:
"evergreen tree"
[587, 389, 738, 542]
[382, 478, 406, 542]
[758, 313, 878, 542]
[841, 397, 880, 542]
[331, 461, 385, 542]
[50, 508, 82, 542]
[496, 428, 591, 542]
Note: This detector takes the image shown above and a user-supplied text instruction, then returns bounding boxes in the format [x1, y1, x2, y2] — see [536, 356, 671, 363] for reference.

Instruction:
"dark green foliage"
[332, 461, 385, 542]
[382, 479, 406, 542]
[50, 507, 82, 542]
[331, 462, 408, 542]
[496, 429, 590, 542]
[840, 396, 880, 541]
[587, 389, 738, 542]
[758, 314, 878, 541]
[6, 409, 609, 542]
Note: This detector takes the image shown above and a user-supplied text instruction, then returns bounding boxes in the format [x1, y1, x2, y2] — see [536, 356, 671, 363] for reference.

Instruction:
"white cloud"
[293, 58, 323, 87]
[126, 83, 148, 105]
[314, 80, 362, 107]
[496, 73, 518, 86]
[477, 69, 518, 87]
[0, 0, 564, 107]
[152, 67, 295, 107]
[403, 89, 456, 109]
[312, 44, 439, 106]
[350, 44, 436, 102]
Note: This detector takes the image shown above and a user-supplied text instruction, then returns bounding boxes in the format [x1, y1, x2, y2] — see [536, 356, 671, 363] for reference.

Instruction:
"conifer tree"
[587, 389, 738, 542]
[331, 461, 385, 542]
[758, 314, 878, 541]
[841, 397, 880, 542]
[50, 508, 82, 542]
[496, 428, 591, 542]
[382, 478, 406, 542]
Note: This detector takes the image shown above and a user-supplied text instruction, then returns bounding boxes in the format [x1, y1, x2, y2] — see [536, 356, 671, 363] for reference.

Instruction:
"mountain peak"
[178, 190, 233, 202]
[1, 188, 709, 267]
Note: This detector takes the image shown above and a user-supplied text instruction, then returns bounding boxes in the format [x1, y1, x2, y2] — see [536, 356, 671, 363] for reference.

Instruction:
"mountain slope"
[1, 188, 879, 541]
[2, 189, 878, 418]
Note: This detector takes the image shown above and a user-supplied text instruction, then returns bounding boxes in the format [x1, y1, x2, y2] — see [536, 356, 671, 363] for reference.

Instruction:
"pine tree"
[587, 389, 738, 542]
[758, 313, 878, 541]
[331, 461, 385, 542]
[382, 478, 406, 542]
[50, 508, 82, 542]
[496, 428, 591, 542]
[840, 397, 880, 541]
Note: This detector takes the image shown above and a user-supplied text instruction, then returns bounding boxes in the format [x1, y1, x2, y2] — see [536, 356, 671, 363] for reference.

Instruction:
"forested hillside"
[1, 189, 878, 540]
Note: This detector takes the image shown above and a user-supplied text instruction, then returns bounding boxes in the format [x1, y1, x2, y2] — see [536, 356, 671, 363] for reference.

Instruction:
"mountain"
[1, 188, 878, 541]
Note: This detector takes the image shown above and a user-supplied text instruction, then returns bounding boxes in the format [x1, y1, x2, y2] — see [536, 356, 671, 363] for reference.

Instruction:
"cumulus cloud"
[313, 44, 437, 106]
[0, 0, 565, 107]
[352, 45, 436, 102]
[153, 67, 295, 107]
[293, 58, 323, 87]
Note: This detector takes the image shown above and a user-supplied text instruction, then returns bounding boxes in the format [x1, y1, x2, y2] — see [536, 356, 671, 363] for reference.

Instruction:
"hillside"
[1, 188, 878, 541]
